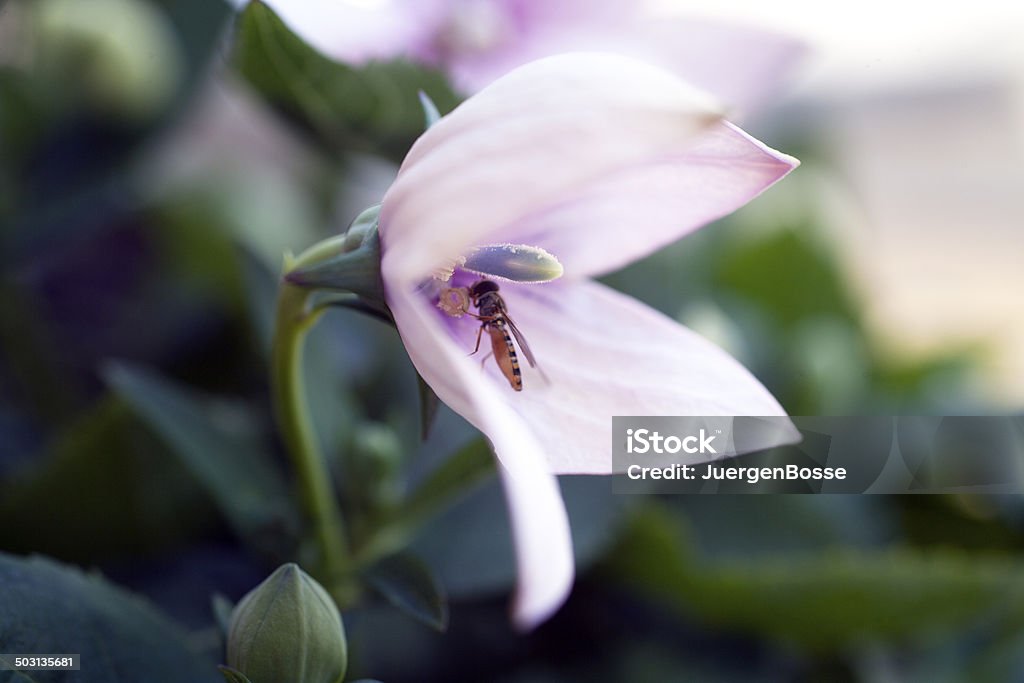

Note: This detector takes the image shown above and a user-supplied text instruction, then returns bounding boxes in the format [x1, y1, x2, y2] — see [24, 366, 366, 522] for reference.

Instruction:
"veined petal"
[493, 279, 799, 474]
[385, 282, 574, 627]
[504, 121, 798, 278]
[379, 53, 722, 285]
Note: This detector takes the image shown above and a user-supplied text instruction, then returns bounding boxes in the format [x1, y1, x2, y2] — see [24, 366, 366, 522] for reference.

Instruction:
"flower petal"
[246, 0, 447, 65]
[455, 21, 804, 113]
[379, 52, 722, 285]
[492, 279, 799, 474]
[495, 421, 576, 630]
[505, 121, 798, 278]
[628, 16, 807, 115]
[431, 3, 804, 110]
[385, 282, 574, 628]
[431, 0, 633, 92]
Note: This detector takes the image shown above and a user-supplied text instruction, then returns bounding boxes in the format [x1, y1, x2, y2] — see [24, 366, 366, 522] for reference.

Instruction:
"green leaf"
[230, 1, 459, 157]
[402, 439, 495, 523]
[0, 669, 40, 683]
[0, 398, 216, 562]
[712, 226, 859, 332]
[671, 496, 891, 559]
[0, 552, 221, 683]
[103, 360, 298, 555]
[604, 504, 1024, 650]
[364, 552, 449, 631]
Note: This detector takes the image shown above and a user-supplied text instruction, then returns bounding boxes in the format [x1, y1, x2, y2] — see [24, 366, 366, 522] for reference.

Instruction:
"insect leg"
[470, 324, 485, 356]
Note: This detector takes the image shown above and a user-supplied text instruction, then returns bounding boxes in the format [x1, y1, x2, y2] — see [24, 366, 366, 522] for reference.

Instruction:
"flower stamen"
[437, 286, 471, 317]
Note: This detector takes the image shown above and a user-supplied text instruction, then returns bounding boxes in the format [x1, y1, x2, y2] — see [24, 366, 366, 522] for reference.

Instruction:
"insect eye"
[470, 280, 500, 297]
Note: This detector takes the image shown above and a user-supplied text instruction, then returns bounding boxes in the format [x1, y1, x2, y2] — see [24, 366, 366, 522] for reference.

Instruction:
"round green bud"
[227, 563, 347, 683]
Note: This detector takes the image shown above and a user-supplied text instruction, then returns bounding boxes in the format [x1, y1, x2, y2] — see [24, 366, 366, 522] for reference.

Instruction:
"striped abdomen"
[488, 318, 522, 391]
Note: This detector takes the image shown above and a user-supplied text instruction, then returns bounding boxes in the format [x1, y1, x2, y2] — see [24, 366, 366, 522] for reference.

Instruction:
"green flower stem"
[271, 279, 348, 578]
[269, 211, 384, 600]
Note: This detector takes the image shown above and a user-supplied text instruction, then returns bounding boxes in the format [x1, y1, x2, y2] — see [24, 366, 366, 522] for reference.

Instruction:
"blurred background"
[699, 0, 1024, 407]
[1, 0, 1023, 681]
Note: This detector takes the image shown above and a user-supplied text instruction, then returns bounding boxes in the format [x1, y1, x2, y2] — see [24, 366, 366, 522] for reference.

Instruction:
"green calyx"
[284, 205, 390, 320]
[226, 563, 348, 683]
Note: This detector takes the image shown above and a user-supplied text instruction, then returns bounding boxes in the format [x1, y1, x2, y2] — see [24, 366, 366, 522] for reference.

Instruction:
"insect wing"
[503, 314, 538, 368]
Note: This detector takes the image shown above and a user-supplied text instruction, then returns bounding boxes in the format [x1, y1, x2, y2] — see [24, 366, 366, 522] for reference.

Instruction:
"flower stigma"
[431, 242, 562, 321]
[461, 243, 564, 283]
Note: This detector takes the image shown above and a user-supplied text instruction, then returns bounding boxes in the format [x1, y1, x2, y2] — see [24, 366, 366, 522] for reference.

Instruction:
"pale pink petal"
[238, 1, 804, 113]
[245, 0, 446, 65]
[428, 0, 632, 90]
[385, 282, 574, 627]
[628, 17, 806, 115]
[505, 121, 798, 278]
[435, 5, 805, 111]
[494, 421, 575, 629]
[379, 53, 722, 285]
[486, 279, 799, 474]
[504, 0, 631, 27]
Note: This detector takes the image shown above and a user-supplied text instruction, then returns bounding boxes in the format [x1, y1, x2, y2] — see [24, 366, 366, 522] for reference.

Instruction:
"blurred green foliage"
[0, 1, 1019, 682]
[105, 360, 299, 558]
[0, 398, 217, 561]
[605, 504, 1024, 650]
[0, 0, 230, 255]
[231, 1, 459, 160]
[0, 552, 222, 682]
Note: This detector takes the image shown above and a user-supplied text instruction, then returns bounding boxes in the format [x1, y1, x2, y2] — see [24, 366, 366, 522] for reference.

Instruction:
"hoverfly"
[466, 279, 539, 392]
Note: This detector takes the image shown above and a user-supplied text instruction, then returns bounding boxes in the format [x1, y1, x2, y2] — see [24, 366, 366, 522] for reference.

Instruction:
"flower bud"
[227, 563, 347, 683]
[347, 423, 404, 509]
